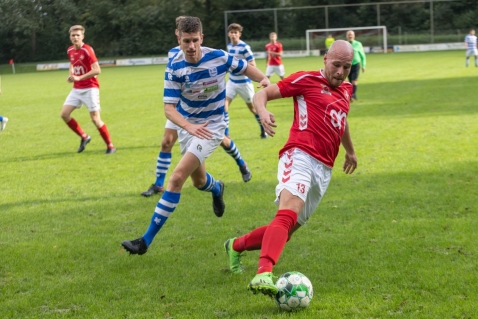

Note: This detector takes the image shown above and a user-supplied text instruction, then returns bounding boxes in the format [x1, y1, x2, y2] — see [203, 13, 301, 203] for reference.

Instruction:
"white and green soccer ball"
[274, 271, 313, 311]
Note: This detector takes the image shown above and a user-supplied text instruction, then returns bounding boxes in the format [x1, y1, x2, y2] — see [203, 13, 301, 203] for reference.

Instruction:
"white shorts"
[466, 48, 478, 57]
[177, 120, 226, 163]
[266, 65, 285, 77]
[64, 88, 100, 112]
[226, 81, 255, 103]
[274, 148, 332, 225]
[165, 119, 179, 130]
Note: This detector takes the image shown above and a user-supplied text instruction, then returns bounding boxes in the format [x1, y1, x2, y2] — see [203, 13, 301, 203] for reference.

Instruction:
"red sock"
[257, 209, 297, 274]
[233, 225, 268, 252]
[66, 118, 87, 139]
[98, 124, 114, 148]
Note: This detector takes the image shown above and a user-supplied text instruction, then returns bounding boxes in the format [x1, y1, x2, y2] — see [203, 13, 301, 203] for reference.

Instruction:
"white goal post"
[306, 26, 387, 56]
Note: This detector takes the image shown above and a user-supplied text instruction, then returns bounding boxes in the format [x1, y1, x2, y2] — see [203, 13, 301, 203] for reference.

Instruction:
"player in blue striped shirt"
[122, 16, 270, 255]
[225, 23, 267, 139]
[142, 18, 255, 198]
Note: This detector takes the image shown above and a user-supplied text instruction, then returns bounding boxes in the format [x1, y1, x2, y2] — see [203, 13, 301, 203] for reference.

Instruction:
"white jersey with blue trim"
[164, 46, 248, 124]
[227, 40, 254, 84]
[465, 34, 477, 50]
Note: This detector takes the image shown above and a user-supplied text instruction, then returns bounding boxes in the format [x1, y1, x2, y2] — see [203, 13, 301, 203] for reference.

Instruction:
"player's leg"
[89, 110, 115, 154]
[248, 149, 315, 296]
[349, 64, 360, 101]
[84, 88, 115, 154]
[278, 64, 285, 80]
[122, 151, 201, 255]
[265, 65, 273, 80]
[220, 136, 252, 182]
[466, 50, 470, 67]
[225, 81, 237, 137]
[474, 51, 478, 67]
[141, 125, 178, 197]
[61, 91, 90, 152]
[239, 83, 266, 138]
[224, 97, 232, 137]
[191, 161, 225, 217]
[0, 115, 8, 131]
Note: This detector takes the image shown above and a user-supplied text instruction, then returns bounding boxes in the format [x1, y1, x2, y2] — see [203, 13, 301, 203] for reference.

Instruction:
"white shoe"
[0, 117, 8, 131]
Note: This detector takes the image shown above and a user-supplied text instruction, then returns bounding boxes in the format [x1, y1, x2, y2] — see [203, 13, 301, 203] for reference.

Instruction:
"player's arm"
[243, 64, 270, 88]
[252, 84, 282, 137]
[359, 44, 366, 72]
[67, 64, 75, 82]
[341, 119, 357, 174]
[69, 62, 101, 82]
[164, 103, 213, 140]
[248, 59, 256, 67]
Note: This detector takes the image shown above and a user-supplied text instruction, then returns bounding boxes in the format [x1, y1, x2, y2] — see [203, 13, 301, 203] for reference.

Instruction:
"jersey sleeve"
[276, 72, 307, 98]
[85, 45, 98, 64]
[226, 51, 247, 75]
[244, 45, 254, 62]
[163, 68, 181, 104]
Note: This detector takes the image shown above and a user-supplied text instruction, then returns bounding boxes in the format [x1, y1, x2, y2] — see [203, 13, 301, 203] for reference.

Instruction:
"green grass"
[1, 51, 477, 318]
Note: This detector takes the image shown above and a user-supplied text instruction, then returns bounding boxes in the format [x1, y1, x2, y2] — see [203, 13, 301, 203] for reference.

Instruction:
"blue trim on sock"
[142, 191, 180, 246]
[155, 151, 172, 187]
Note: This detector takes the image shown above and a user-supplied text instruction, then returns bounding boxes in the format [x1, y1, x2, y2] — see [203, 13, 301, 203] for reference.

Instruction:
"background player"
[464, 29, 478, 67]
[346, 30, 366, 102]
[0, 116, 8, 131]
[60, 25, 115, 154]
[141, 18, 253, 197]
[265, 32, 285, 80]
[225, 23, 267, 139]
[122, 16, 270, 256]
[224, 40, 357, 297]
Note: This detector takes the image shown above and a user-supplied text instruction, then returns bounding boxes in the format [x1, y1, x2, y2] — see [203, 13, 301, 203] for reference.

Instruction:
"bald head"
[327, 40, 354, 58]
[323, 40, 354, 87]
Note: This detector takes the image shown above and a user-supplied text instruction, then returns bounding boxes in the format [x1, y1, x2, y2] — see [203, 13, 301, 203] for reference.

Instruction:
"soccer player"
[346, 30, 366, 102]
[141, 19, 254, 197]
[265, 32, 285, 80]
[60, 25, 115, 154]
[0, 116, 8, 131]
[121, 16, 270, 255]
[325, 34, 335, 53]
[223, 40, 358, 297]
[225, 23, 267, 139]
[464, 29, 478, 67]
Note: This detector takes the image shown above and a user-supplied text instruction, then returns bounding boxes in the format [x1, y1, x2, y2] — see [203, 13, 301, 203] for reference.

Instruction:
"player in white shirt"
[464, 29, 478, 67]
[122, 16, 270, 255]
[225, 23, 267, 139]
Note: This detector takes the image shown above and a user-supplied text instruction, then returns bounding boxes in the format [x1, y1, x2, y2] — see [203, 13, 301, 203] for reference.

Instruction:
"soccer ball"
[274, 271, 313, 311]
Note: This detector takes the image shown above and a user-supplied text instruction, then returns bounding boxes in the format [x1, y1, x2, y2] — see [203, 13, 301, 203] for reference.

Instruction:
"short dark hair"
[178, 16, 202, 35]
[228, 23, 243, 32]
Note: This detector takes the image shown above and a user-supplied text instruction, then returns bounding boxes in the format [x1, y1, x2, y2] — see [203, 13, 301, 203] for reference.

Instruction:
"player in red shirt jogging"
[224, 40, 358, 296]
[265, 32, 285, 80]
[60, 25, 115, 154]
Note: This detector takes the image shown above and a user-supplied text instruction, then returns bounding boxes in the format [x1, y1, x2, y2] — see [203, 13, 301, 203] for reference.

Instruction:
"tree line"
[0, 0, 477, 64]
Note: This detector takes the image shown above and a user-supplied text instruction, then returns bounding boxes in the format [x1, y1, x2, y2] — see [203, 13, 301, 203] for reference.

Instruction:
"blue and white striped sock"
[255, 114, 265, 134]
[222, 139, 245, 167]
[142, 191, 180, 246]
[155, 151, 172, 187]
[197, 172, 220, 196]
[224, 111, 230, 136]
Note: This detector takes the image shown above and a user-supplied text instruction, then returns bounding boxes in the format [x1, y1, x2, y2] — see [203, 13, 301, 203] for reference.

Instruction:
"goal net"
[306, 26, 387, 56]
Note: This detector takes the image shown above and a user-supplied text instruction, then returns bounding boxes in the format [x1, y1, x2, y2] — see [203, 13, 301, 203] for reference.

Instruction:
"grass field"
[1, 50, 477, 319]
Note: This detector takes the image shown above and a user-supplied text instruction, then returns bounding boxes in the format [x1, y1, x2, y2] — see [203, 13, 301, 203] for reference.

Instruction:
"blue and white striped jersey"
[164, 46, 248, 124]
[465, 34, 477, 50]
[227, 40, 254, 84]
[168, 46, 180, 61]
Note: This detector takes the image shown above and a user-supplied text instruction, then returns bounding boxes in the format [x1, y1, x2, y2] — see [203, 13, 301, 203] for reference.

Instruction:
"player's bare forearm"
[253, 85, 282, 136]
[164, 103, 212, 139]
[341, 121, 357, 174]
[243, 65, 270, 88]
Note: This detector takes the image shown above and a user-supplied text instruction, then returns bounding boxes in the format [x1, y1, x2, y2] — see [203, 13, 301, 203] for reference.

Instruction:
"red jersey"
[277, 70, 353, 168]
[67, 43, 99, 89]
[265, 41, 283, 66]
